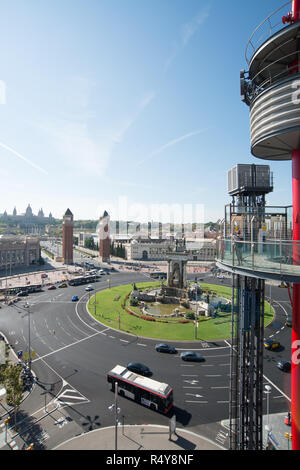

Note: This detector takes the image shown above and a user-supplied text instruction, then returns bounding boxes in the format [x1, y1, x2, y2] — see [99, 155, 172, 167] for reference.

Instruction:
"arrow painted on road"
[185, 393, 203, 398]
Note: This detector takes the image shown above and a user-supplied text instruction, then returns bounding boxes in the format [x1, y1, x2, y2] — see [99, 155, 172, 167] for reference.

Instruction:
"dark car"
[48, 285, 56, 290]
[285, 317, 292, 327]
[180, 352, 205, 362]
[155, 343, 177, 354]
[127, 362, 151, 376]
[17, 291, 28, 297]
[277, 360, 291, 372]
[278, 282, 288, 288]
[264, 339, 280, 351]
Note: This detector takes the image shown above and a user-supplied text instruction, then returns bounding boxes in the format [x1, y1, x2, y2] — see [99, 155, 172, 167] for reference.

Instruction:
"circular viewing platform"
[243, 4, 300, 160]
[216, 238, 300, 283]
[245, 1, 299, 67]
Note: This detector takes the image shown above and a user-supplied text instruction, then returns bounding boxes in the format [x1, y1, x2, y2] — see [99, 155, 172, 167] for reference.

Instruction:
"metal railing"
[245, 51, 300, 105]
[245, 1, 297, 64]
[216, 237, 300, 279]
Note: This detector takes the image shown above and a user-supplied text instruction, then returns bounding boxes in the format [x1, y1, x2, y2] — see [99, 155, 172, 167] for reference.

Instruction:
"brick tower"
[99, 210, 110, 263]
[62, 208, 73, 265]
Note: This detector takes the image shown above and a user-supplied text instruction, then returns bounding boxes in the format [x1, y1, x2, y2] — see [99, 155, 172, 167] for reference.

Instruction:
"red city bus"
[107, 365, 174, 414]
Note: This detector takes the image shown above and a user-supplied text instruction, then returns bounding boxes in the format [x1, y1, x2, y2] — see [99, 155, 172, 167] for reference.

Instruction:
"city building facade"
[124, 238, 216, 261]
[0, 234, 41, 272]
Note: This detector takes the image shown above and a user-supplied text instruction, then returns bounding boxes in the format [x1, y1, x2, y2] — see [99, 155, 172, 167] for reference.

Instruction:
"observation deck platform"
[216, 238, 300, 283]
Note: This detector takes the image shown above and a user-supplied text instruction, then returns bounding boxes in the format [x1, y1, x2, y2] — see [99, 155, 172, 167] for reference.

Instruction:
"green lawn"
[87, 282, 274, 342]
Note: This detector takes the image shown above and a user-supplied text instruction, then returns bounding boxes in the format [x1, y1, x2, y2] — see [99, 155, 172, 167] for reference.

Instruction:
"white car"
[85, 285, 94, 291]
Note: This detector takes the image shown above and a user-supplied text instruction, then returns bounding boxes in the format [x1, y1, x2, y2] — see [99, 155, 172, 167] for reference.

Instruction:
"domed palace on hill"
[0, 204, 54, 234]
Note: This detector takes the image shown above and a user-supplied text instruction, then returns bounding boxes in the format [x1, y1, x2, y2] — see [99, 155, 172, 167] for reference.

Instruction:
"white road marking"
[211, 386, 229, 389]
[32, 330, 105, 363]
[183, 386, 203, 389]
[185, 393, 203, 398]
[185, 400, 208, 404]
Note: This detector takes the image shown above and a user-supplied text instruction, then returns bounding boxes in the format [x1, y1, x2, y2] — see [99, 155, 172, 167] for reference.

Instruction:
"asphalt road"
[0, 270, 292, 449]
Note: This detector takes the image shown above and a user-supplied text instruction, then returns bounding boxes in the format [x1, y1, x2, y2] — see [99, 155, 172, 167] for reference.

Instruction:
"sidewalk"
[53, 424, 224, 451]
[221, 412, 292, 450]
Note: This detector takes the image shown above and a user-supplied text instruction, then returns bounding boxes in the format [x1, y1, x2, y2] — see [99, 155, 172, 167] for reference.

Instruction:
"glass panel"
[217, 239, 300, 277]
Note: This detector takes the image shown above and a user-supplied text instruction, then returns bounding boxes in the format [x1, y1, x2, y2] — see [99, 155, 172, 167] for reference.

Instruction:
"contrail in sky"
[137, 128, 210, 166]
[0, 141, 48, 174]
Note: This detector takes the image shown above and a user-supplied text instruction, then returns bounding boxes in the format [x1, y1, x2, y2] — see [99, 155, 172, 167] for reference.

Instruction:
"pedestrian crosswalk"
[53, 385, 90, 408]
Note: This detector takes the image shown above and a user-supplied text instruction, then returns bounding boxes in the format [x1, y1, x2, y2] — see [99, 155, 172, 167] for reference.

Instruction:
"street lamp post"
[109, 383, 120, 451]
[264, 384, 272, 449]
[28, 305, 32, 372]
[114, 384, 118, 450]
[265, 385, 272, 426]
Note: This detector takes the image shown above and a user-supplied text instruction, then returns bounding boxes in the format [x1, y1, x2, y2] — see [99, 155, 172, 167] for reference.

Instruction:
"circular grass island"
[87, 281, 274, 342]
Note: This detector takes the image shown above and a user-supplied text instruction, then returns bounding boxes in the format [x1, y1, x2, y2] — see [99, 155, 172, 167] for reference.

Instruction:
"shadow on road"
[169, 406, 192, 426]
[9, 410, 47, 450]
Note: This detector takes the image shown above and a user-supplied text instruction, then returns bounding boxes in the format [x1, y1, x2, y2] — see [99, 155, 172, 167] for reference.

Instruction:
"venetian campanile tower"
[62, 208, 74, 265]
[98, 210, 110, 263]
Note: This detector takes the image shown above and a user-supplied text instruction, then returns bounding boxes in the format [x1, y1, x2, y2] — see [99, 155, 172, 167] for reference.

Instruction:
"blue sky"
[0, 0, 293, 223]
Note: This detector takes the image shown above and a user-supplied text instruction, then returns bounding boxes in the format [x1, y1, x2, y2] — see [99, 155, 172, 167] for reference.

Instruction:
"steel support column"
[292, 149, 300, 450]
[229, 275, 264, 450]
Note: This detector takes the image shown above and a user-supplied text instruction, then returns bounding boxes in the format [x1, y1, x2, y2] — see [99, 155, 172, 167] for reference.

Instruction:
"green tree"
[85, 237, 95, 250]
[3, 364, 23, 429]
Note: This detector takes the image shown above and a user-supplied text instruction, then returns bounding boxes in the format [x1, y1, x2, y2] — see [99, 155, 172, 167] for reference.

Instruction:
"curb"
[52, 424, 226, 451]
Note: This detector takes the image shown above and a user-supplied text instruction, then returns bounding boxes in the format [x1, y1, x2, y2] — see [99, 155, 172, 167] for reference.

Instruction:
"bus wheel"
[119, 389, 125, 397]
[150, 404, 156, 411]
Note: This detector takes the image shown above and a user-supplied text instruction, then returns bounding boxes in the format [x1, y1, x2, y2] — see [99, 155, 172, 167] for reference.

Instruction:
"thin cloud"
[164, 5, 210, 72]
[137, 128, 210, 167]
[181, 7, 210, 46]
[113, 91, 156, 145]
[0, 141, 48, 174]
[35, 90, 156, 177]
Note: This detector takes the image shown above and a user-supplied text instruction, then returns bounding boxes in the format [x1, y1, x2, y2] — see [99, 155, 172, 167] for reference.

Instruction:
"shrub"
[130, 297, 139, 307]
[185, 312, 195, 320]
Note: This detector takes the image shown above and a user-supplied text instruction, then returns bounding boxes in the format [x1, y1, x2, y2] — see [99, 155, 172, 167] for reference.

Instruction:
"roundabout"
[0, 270, 291, 450]
[86, 281, 275, 342]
